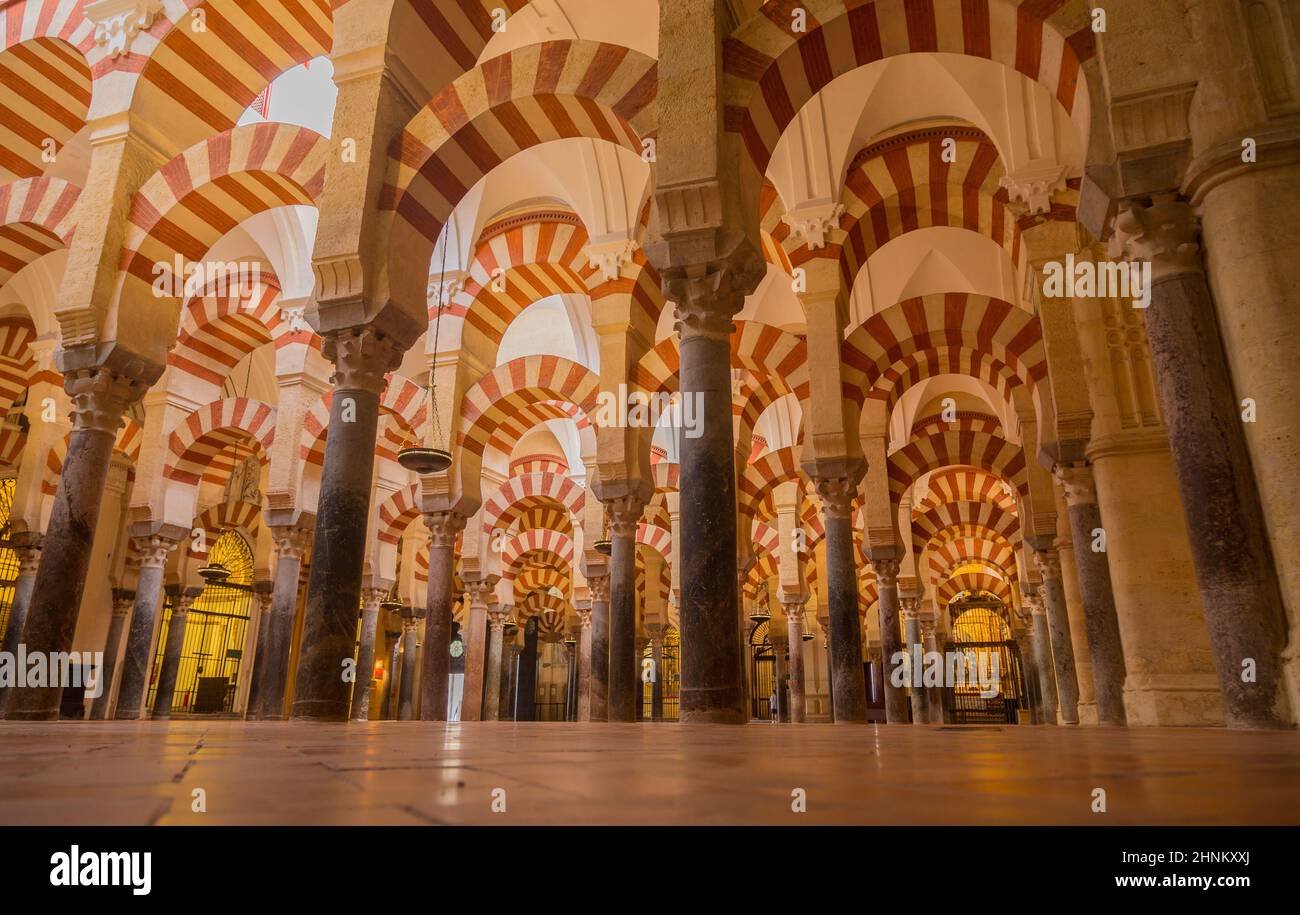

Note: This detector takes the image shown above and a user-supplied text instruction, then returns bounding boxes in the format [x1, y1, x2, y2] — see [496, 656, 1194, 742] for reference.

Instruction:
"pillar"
[605, 496, 643, 722]
[517, 616, 539, 721]
[5, 367, 146, 720]
[88, 589, 134, 720]
[650, 629, 665, 721]
[1032, 547, 1082, 724]
[460, 578, 493, 721]
[253, 524, 310, 720]
[420, 510, 465, 720]
[870, 555, 908, 724]
[588, 574, 610, 722]
[921, 616, 943, 724]
[483, 608, 507, 722]
[577, 605, 593, 720]
[782, 601, 807, 722]
[351, 587, 386, 721]
[1054, 494, 1098, 724]
[380, 622, 401, 720]
[113, 536, 179, 720]
[817, 609, 834, 722]
[1025, 590, 1058, 725]
[152, 587, 202, 719]
[900, 596, 927, 725]
[397, 605, 422, 720]
[292, 327, 403, 720]
[815, 478, 868, 723]
[0, 535, 42, 713]
[1049, 467, 1124, 725]
[1113, 197, 1290, 727]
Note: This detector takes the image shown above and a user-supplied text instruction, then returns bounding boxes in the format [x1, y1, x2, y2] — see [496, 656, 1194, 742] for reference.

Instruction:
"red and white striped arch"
[914, 467, 1019, 514]
[937, 569, 1012, 608]
[887, 416, 1027, 505]
[457, 356, 601, 460]
[513, 565, 569, 604]
[163, 397, 276, 488]
[928, 537, 1017, 585]
[485, 399, 593, 462]
[841, 293, 1046, 406]
[910, 498, 1021, 556]
[187, 500, 260, 560]
[376, 483, 422, 547]
[0, 175, 78, 289]
[502, 528, 575, 577]
[0, 319, 35, 417]
[633, 321, 809, 398]
[300, 374, 427, 467]
[724, 0, 1093, 175]
[482, 471, 586, 534]
[739, 445, 802, 522]
[0, 31, 90, 180]
[40, 418, 146, 496]
[636, 521, 671, 559]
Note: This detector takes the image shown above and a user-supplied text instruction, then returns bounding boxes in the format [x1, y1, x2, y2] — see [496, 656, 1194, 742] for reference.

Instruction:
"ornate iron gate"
[749, 620, 775, 720]
[939, 640, 1028, 724]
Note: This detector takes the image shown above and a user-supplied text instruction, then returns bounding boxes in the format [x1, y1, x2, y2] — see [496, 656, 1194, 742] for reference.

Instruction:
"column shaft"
[255, 529, 307, 720]
[153, 590, 198, 719]
[1030, 603, 1058, 725]
[607, 511, 639, 722]
[818, 481, 867, 722]
[873, 562, 908, 723]
[1059, 505, 1126, 725]
[351, 590, 383, 721]
[113, 544, 175, 720]
[89, 591, 133, 720]
[1035, 551, 1082, 724]
[589, 578, 610, 721]
[577, 608, 592, 720]
[420, 512, 463, 720]
[483, 617, 504, 721]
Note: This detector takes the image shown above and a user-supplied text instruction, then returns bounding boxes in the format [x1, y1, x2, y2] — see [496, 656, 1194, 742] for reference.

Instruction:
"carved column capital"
[130, 535, 178, 570]
[1021, 589, 1047, 617]
[322, 325, 404, 395]
[602, 494, 645, 539]
[487, 608, 510, 632]
[465, 578, 497, 609]
[172, 587, 203, 618]
[423, 510, 466, 548]
[1054, 462, 1098, 507]
[270, 525, 312, 562]
[577, 607, 593, 629]
[1033, 548, 1063, 582]
[899, 595, 922, 621]
[869, 557, 901, 588]
[781, 601, 806, 624]
[666, 256, 762, 342]
[588, 574, 610, 604]
[14, 537, 43, 575]
[813, 476, 857, 521]
[360, 587, 388, 608]
[1110, 195, 1203, 282]
[111, 588, 136, 617]
[65, 366, 146, 435]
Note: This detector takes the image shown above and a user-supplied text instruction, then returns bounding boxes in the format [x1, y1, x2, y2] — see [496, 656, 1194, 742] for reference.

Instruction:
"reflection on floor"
[1, 721, 1297, 825]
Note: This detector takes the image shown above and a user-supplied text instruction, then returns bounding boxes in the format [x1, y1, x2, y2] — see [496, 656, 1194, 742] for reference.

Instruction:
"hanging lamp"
[398, 231, 454, 475]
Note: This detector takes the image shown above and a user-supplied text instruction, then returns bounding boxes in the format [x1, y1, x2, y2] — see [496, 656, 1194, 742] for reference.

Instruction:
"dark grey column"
[870, 553, 908, 724]
[420, 510, 465, 720]
[588, 575, 610, 721]
[350, 587, 385, 721]
[502, 639, 518, 720]
[113, 535, 178, 720]
[1026, 590, 1058, 725]
[901, 597, 928, 724]
[152, 587, 201, 719]
[921, 618, 944, 724]
[89, 589, 134, 720]
[564, 638, 578, 720]
[783, 602, 806, 723]
[650, 630, 665, 721]
[5, 366, 146, 720]
[1113, 197, 1290, 728]
[1033, 544, 1084, 724]
[397, 605, 422, 720]
[1014, 623, 1044, 723]
[0, 534, 42, 713]
[816, 477, 869, 723]
[292, 326, 402, 720]
[817, 611, 834, 722]
[669, 270, 747, 724]
[379, 624, 401, 719]
[517, 616, 539, 720]
[604, 495, 643, 722]
[242, 581, 273, 716]
[483, 609, 506, 721]
[253, 523, 310, 720]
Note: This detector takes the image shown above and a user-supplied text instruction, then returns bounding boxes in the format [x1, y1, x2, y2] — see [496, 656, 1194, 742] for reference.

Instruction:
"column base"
[1122, 673, 1225, 726]
[1076, 700, 1099, 726]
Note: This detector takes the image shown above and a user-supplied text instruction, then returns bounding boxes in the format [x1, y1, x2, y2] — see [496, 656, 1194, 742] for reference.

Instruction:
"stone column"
[5, 367, 146, 720]
[253, 524, 311, 720]
[605, 496, 644, 722]
[1025, 590, 1058, 725]
[1113, 197, 1291, 727]
[814, 477, 868, 723]
[517, 616, 539, 720]
[650, 629, 665, 721]
[460, 578, 493, 721]
[576, 605, 593, 720]
[782, 602, 807, 722]
[351, 587, 386, 721]
[483, 608, 507, 722]
[564, 638, 579, 720]
[292, 327, 402, 720]
[1054, 498, 1098, 724]
[588, 574, 610, 722]
[420, 510, 465, 720]
[89, 589, 135, 720]
[113, 535, 179, 720]
[900, 596, 927, 724]
[0, 535, 42, 713]
[669, 268, 747, 725]
[397, 605, 422, 720]
[380, 623, 401, 720]
[1013, 622, 1043, 724]
[1050, 465, 1123, 725]
[152, 587, 202, 719]
[1032, 546, 1083, 725]
[921, 616, 943, 724]
[870, 554, 908, 724]
[817, 609, 834, 722]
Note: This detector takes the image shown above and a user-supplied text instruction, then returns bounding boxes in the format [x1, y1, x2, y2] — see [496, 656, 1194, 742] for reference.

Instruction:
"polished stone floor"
[0, 720, 1297, 825]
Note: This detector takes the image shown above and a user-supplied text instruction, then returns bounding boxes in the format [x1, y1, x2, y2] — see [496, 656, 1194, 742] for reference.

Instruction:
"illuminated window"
[0, 479, 19, 639]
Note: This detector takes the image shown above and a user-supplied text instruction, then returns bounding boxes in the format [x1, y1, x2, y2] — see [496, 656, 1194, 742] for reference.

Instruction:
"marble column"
[650, 630, 665, 721]
[460, 578, 493, 721]
[0, 535, 42, 713]
[817, 611, 834, 722]
[900, 596, 928, 724]
[483, 608, 507, 722]
[605, 496, 644, 722]
[1113, 198, 1291, 727]
[1014, 623, 1043, 723]
[1033, 546, 1083, 725]
[815, 477, 868, 723]
[152, 587, 202, 719]
[670, 269, 747, 725]
[113, 536, 179, 720]
[564, 639, 579, 720]
[253, 524, 311, 720]
[576, 605, 593, 720]
[588, 575, 610, 722]
[351, 587, 386, 721]
[1025, 590, 1058, 726]
[420, 510, 465, 721]
[380, 623, 401, 719]
[88, 589, 135, 720]
[517, 616, 539, 720]
[782, 601, 806, 723]
[1050, 466, 1123, 725]
[397, 605, 423, 721]
[6, 367, 146, 720]
[921, 616, 943, 724]
[292, 327, 402, 720]
[870, 555, 908, 724]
